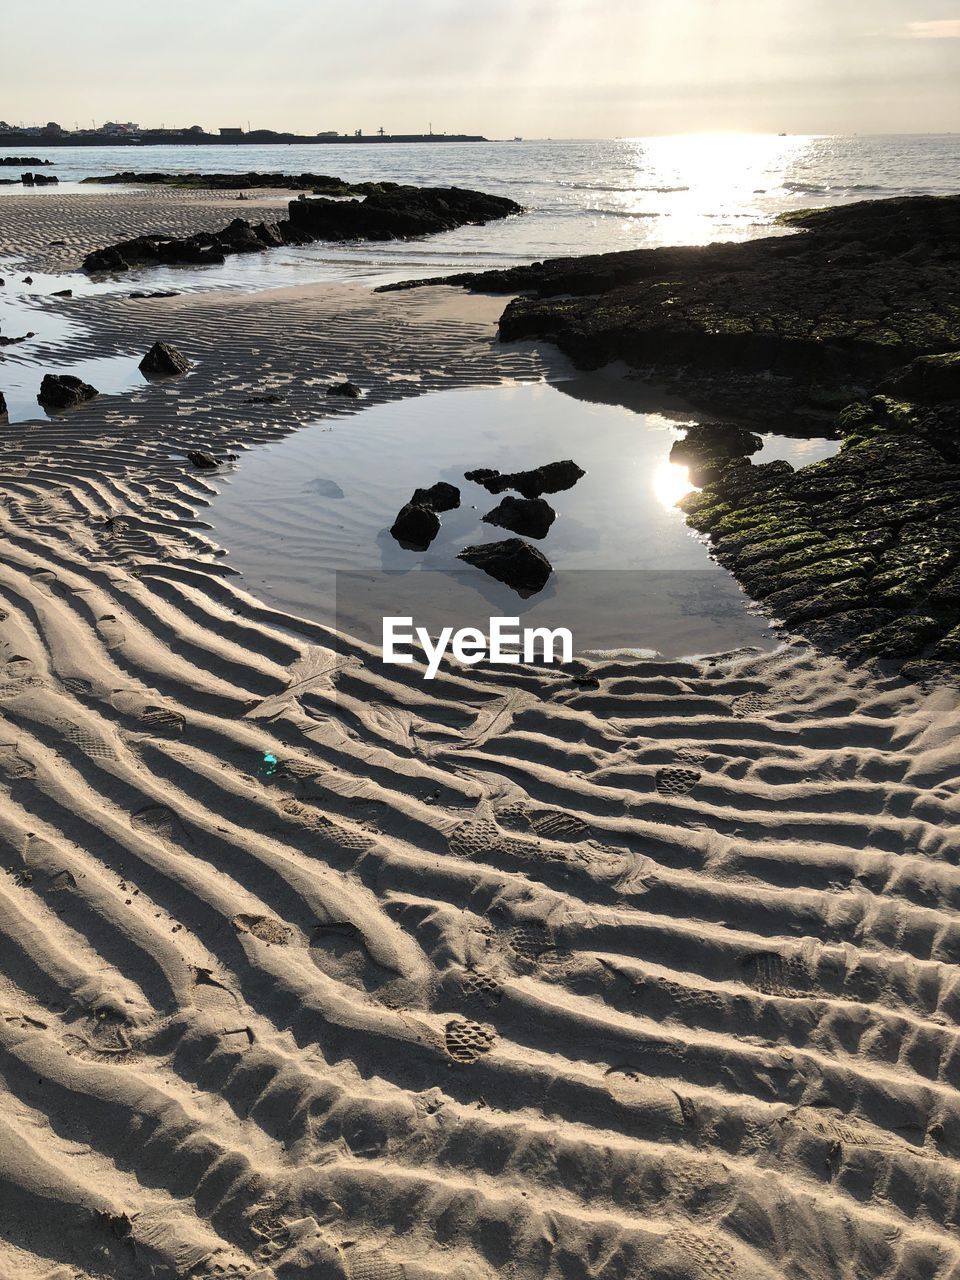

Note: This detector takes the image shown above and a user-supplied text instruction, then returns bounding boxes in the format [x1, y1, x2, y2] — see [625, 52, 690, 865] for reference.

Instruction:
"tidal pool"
[207, 380, 839, 658]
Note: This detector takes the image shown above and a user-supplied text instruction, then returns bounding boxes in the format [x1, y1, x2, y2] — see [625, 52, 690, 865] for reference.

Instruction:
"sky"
[2, 0, 959, 137]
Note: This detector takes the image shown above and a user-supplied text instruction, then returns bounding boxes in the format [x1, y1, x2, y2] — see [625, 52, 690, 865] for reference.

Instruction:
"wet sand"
[1, 190, 959, 1280]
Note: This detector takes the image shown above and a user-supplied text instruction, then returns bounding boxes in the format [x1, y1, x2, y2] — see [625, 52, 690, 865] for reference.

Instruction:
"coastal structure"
[0, 122, 488, 146]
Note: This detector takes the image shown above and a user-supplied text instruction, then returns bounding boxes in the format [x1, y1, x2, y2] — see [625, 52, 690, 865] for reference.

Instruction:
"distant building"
[317, 130, 338, 137]
[100, 121, 140, 136]
[219, 127, 244, 138]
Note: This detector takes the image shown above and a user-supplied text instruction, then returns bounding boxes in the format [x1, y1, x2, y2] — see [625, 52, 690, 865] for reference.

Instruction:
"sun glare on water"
[653, 460, 695, 509]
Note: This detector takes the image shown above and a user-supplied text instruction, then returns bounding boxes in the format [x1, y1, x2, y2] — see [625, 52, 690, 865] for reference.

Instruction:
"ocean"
[3, 133, 958, 279]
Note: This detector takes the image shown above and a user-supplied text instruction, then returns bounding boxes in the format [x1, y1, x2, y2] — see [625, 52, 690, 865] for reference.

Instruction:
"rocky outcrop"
[385, 194, 960, 427]
[82, 185, 521, 273]
[327, 381, 362, 398]
[139, 342, 190, 376]
[0, 156, 51, 166]
[457, 538, 553, 595]
[680, 392, 960, 665]
[21, 172, 58, 186]
[37, 374, 98, 410]
[465, 460, 584, 499]
[482, 495, 556, 538]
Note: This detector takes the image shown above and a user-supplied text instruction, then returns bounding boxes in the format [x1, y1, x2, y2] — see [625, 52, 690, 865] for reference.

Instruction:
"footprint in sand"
[345, 1253, 405, 1280]
[138, 705, 186, 733]
[655, 765, 701, 798]
[29, 569, 59, 596]
[444, 1017, 497, 1064]
[57, 719, 117, 761]
[96, 615, 126, 649]
[670, 1229, 738, 1280]
[232, 913, 292, 945]
[604, 1068, 685, 1127]
[0, 743, 37, 780]
[741, 950, 812, 998]
[130, 804, 190, 844]
[732, 691, 773, 718]
[461, 968, 503, 1008]
[61, 676, 94, 698]
[447, 817, 502, 858]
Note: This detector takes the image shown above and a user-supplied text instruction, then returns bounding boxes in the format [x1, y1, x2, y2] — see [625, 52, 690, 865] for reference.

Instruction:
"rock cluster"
[82, 185, 521, 273]
[389, 481, 461, 550]
[464, 459, 584, 499]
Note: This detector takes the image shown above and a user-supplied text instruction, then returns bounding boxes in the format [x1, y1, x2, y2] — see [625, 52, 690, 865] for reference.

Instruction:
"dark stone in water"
[0, 391, 6, 418]
[465, 459, 584, 499]
[129, 290, 181, 299]
[327, 381, 362, 398]
[670, 422, 764, 485]
[37, 374, 98, 410]
[482, 494, 556, 539]
[51, 288, 72, 297]
[139, 341, 190, 376]
[187, 450, 219, 470]
[410, 481, 460, 512]
[391, 503, 441, 550]
[458, 537, 553, 595]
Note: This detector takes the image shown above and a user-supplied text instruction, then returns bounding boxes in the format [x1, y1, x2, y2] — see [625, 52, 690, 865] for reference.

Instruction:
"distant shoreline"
[0, 133, 490, 147]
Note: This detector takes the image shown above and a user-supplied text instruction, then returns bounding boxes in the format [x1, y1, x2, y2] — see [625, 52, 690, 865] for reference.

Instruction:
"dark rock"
[670, 422, 764, 485]
[187, 450, 219, 470]
[878, 352, 960, 404]
[51, 288, 72, 297]
[458, 538, 553, 595]
[139, 341, 190, 376]
[37, 374, 98, 410]
[390, 503, 440, 549]
[243, 392, 287, 404]
[327, 381, 362, 398]
[482, 495, 556, 538]
[466, 459, 584, 499]
[410, 481, 460, 512]
[129, 290, 180, 299]
[0, 391, 6, 418]
[22, 276, 33, 284]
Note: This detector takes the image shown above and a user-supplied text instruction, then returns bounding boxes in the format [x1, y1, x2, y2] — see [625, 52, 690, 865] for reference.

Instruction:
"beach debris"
[465, 459, 585, 498]
[186, 450, 219, 470]
[0, 332, 35, 347]
[258, 751, 279, 778]
[458, 537, 552, 595]
[482, 494, 555, 539]
[410, 481, 460, 511]
[670, 422, 763, 485]
[139, 341, 190, 377]
[327, 380, 362, 398]
[390, 502, 441, 550]
[37, 374, 98, 411]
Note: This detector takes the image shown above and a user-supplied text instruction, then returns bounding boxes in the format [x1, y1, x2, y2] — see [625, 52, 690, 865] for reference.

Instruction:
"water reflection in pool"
[205, 379, 839, 657]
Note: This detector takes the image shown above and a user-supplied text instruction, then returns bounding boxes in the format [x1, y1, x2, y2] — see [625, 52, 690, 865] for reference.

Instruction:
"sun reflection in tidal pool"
[653, 460, 695, 509]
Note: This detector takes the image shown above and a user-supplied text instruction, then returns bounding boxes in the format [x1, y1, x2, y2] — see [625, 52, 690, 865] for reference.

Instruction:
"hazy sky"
[3, 0, 959, 137]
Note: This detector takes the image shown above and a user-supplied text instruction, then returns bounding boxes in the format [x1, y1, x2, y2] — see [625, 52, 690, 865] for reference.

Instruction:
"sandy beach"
[2, 186, 960, 1280]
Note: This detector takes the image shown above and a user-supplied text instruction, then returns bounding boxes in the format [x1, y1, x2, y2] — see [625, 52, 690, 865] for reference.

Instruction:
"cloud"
[907, 19, 960, 38]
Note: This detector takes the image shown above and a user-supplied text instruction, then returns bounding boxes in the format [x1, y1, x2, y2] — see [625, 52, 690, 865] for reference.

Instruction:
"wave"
[782, 180, 913, 195]
[560, 182, 689, 193]
[586, 207, 661, 218]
